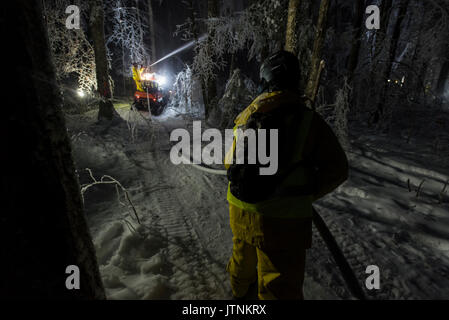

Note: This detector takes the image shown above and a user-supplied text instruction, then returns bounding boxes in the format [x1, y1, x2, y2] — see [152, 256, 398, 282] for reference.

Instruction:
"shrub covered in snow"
[106, 0, 150, 67]
[45, 1, 97, 93]
[176, 0, 288, 85]
[168, 66, 204, 117]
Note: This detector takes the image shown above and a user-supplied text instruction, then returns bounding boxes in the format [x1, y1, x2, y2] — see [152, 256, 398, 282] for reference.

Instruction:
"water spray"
[150, 34, 207, 67]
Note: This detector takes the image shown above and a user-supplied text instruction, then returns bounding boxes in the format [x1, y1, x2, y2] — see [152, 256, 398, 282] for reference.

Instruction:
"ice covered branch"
[81, 168, 141, 224]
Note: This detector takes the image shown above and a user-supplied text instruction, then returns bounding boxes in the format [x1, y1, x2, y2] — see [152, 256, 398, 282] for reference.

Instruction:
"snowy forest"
[2, 0, 449, 301]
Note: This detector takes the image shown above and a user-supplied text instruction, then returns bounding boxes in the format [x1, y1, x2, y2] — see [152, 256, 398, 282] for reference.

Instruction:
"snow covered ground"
[66, 102, 449, 300]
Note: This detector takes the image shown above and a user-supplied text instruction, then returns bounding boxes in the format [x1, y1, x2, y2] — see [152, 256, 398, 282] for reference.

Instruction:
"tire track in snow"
[309, 197, 422, 300]
[312, 190, 449, 299]
[125, 120, 231, 299]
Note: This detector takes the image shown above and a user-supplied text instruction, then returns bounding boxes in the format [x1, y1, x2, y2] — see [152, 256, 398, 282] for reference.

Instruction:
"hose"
[312, 208, 366, 300]
[178, 153, 227, 176]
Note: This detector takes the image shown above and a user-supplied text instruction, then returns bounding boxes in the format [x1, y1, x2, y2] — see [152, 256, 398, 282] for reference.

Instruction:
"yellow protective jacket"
[225, 90, 349, 219]
[132, 65, 145, 92]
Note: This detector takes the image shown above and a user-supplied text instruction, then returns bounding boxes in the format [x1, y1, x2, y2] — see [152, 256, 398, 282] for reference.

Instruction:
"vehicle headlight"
[142, 73, 153, 81]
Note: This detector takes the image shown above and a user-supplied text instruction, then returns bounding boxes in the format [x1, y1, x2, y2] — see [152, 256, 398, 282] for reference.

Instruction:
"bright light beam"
[150, 34, 207, 67]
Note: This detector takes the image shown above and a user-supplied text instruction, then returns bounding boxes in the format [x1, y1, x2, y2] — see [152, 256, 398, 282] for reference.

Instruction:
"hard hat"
[259, 50, 300, 92]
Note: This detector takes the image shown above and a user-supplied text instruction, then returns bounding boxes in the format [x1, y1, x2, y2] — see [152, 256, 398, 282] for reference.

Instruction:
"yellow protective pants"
[226, 204, 312, 300]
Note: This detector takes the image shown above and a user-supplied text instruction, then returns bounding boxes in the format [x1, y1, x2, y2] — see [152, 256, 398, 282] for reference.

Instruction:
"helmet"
[259, 50, 300, 92]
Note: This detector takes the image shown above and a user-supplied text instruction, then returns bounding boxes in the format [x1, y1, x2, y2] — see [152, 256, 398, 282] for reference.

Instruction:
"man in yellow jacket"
[225, 51, 349, 300]
[132, 64, 145, 92]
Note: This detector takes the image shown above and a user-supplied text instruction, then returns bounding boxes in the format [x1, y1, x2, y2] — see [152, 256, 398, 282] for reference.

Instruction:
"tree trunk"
[229, 52, 236, 79]
[148, 0, 157, 62]
[361, 0, 393, 115]
[120, 1, 127, 97]
[305, 0, 330, 105]
[1, 0, 105, 299]
[135, 0, 145, 61]
[186, 0, 207, 114]
[408, 0, 426, 95]
[347, 0, 365, 81]
[208, 0, 219, 20]
[285, 0, 300, 54]
[90, 0, 115, 121]
[295, 0, 313, 93]
[371, 0, 393, 64]
[204, 0, 219, 120]
[122, 40, 127, 96]
[437, 62, 449, 96]
[373, 0, 409, 124]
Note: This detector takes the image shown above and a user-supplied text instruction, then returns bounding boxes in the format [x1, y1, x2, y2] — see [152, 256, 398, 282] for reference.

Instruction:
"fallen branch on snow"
[80, 168, 141, 225]
[416, 179, 426, 198]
